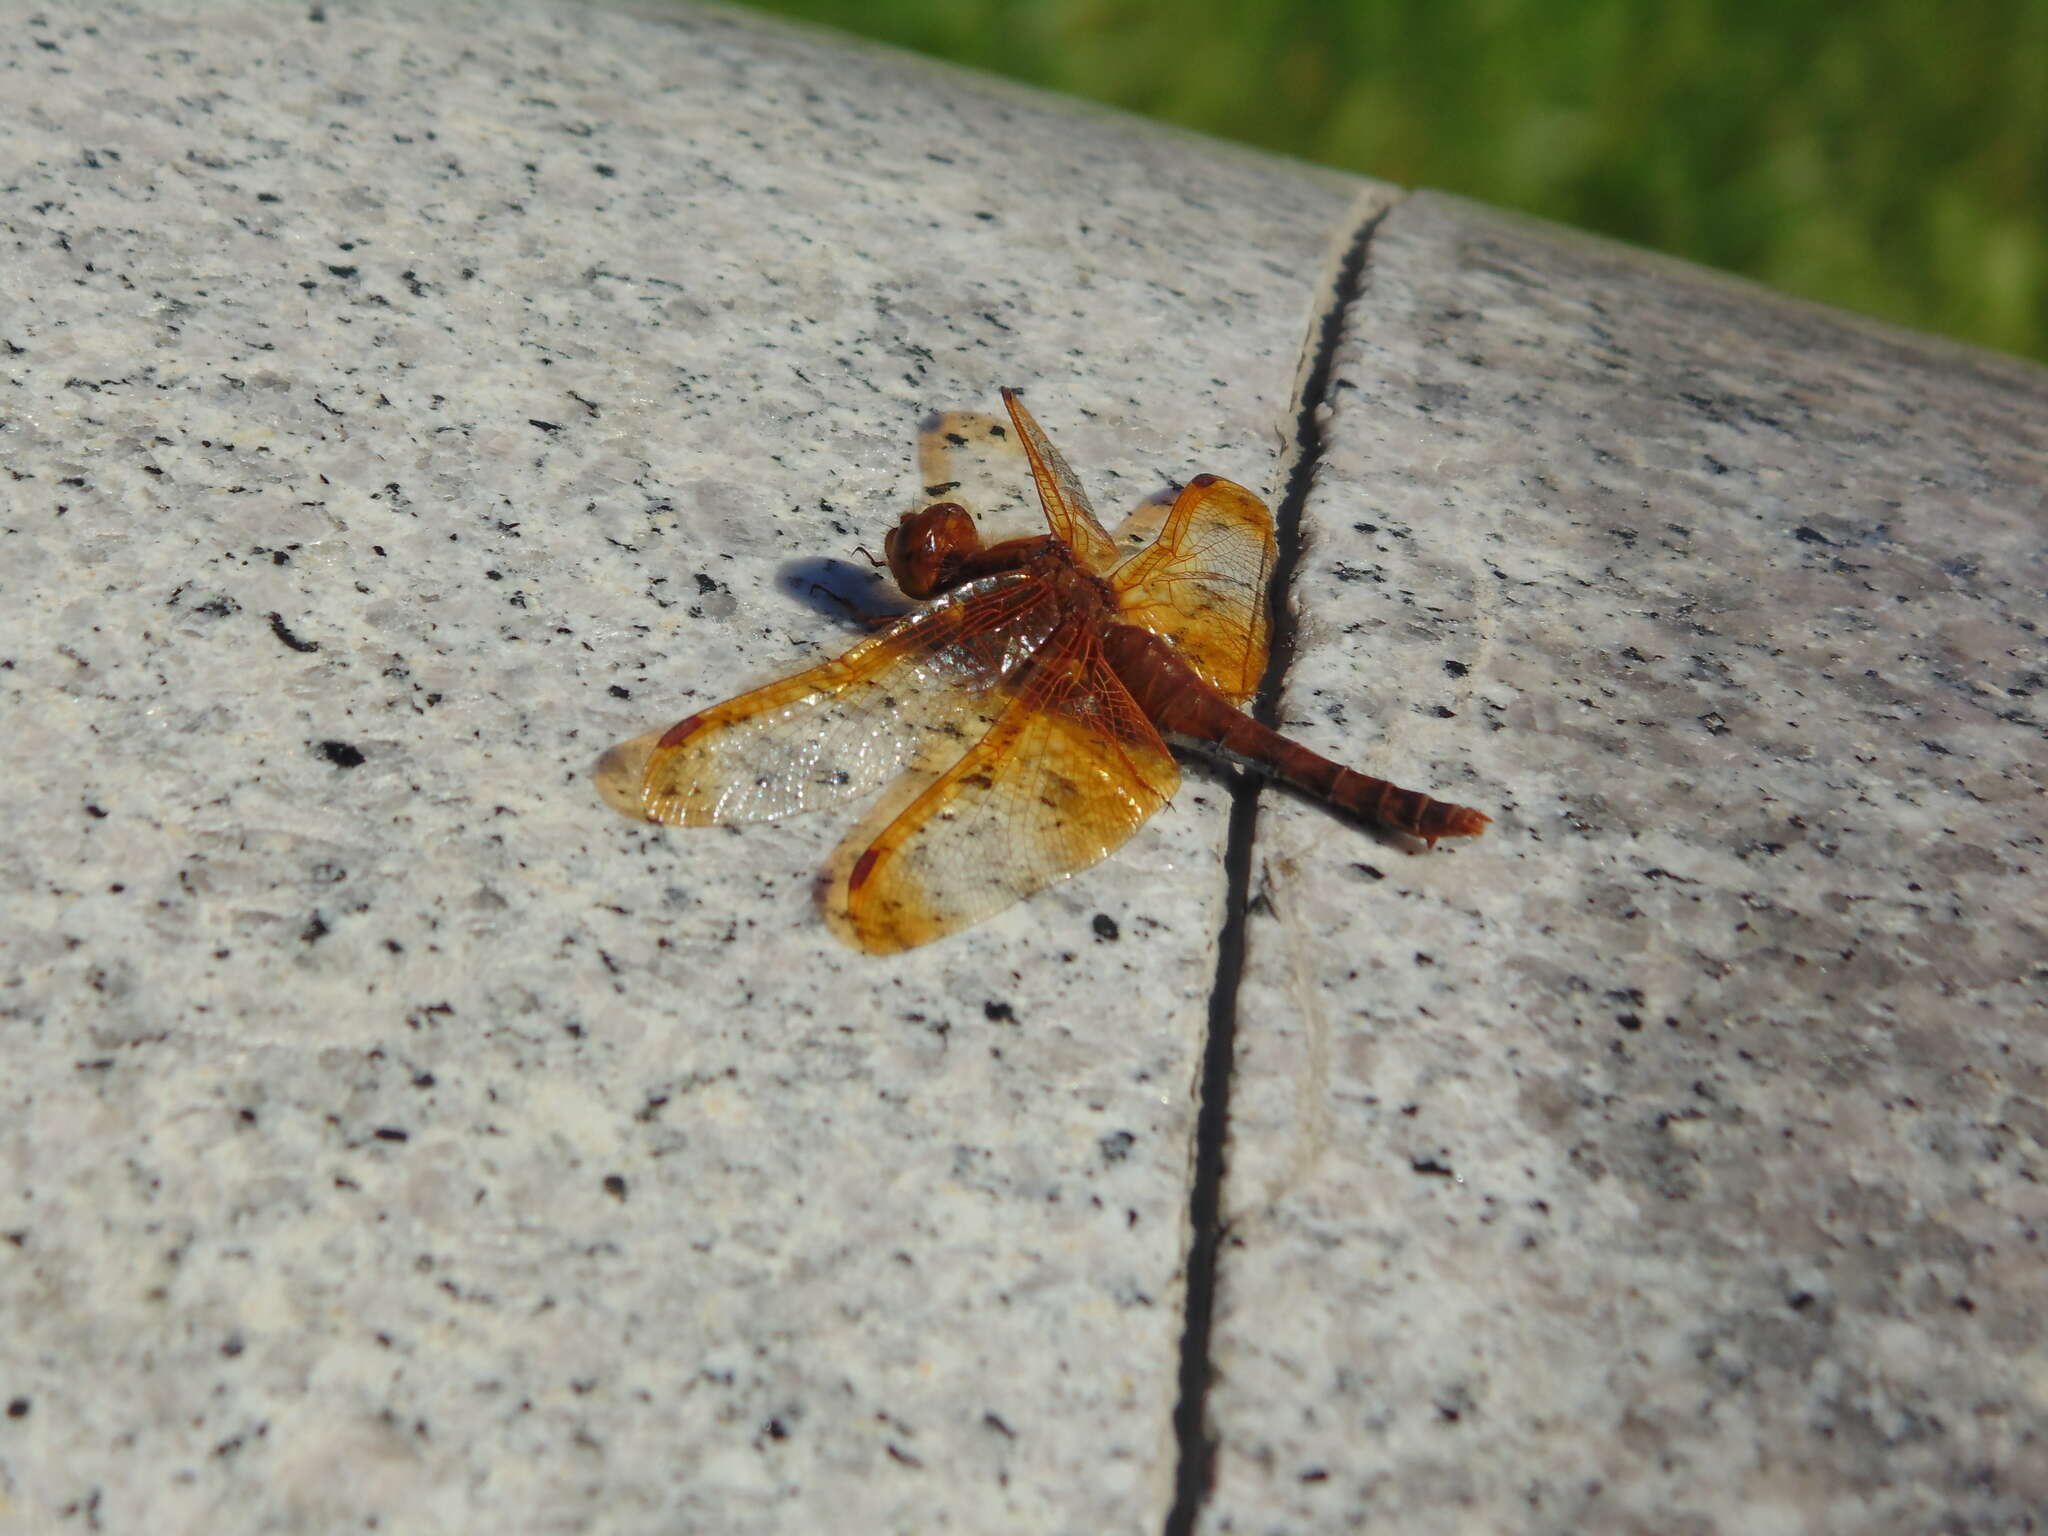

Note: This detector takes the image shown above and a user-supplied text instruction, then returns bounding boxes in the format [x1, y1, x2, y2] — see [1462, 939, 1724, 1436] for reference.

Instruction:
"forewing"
[615, 573, 1062, 826]
[1001, 388, 1122, 574]
[825, 619, 1180, 952]
[917, 409, 1040, 543]
[1110, 474, 1276, 705]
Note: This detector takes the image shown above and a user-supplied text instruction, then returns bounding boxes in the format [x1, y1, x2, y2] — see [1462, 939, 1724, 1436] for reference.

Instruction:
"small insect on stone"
[596, 390, 1487, 952]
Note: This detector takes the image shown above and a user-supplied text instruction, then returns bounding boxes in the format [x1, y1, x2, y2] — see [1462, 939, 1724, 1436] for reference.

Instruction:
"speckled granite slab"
[1204, 195, 2048, 1533]
[4, 2, 2045, 1532]
[0, 1, 1370, 1528]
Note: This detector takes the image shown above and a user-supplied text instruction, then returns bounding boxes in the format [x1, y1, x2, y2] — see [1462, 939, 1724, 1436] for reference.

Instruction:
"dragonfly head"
[885, 501, 983, 599]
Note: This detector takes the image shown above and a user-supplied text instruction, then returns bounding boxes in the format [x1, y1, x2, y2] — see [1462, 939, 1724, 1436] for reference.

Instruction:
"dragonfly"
[596, 390, 1488, 952]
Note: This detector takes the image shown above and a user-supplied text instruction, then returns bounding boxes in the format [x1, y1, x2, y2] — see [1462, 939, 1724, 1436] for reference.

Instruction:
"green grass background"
[727, 0, 2047, 363]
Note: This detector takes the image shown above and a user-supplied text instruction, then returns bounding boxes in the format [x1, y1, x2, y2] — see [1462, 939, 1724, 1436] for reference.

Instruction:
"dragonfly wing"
[610, 572, 1062, 826]
[1110, 474, 1276, 705]
[825, 618, 1180, 952]
[1001, 388, 1122, 574]
[917, 409, 1042, 544]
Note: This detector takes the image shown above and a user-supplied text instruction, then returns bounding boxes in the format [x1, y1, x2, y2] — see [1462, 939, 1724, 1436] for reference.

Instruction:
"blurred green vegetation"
[727, 0, 2048, 363]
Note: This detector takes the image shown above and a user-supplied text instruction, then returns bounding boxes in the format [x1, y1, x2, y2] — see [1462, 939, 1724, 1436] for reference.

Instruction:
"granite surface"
[1207, 195, 2048, 1533]
[0, 2, 1365, 1529]
[1, 1, 2043, 1532]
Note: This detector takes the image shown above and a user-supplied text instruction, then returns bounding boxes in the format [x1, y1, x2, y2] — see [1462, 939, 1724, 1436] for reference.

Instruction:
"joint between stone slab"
[1163, 184, 1405, 1536]
[1267, 183, 1406, 723]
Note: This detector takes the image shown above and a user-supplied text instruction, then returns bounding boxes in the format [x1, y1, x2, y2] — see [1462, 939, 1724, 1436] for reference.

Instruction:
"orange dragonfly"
[596, 390, 1488, 952]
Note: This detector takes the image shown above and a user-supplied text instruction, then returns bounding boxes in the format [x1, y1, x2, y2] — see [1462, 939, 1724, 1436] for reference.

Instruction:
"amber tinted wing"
[1110, 474, 1276, 705]
[622, 572, 1062, 826]
[1000, 388, 1122, 574]
[917, 409, 1042, 543]
[824, 616, 1180, 953]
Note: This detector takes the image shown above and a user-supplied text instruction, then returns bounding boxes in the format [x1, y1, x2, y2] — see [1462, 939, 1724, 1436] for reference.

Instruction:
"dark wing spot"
[849, 848, 882, 892]
[657, 715, 706, 749]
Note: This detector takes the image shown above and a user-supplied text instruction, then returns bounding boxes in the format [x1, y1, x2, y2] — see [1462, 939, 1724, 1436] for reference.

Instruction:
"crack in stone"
[1164, 187, 1406, 1536]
